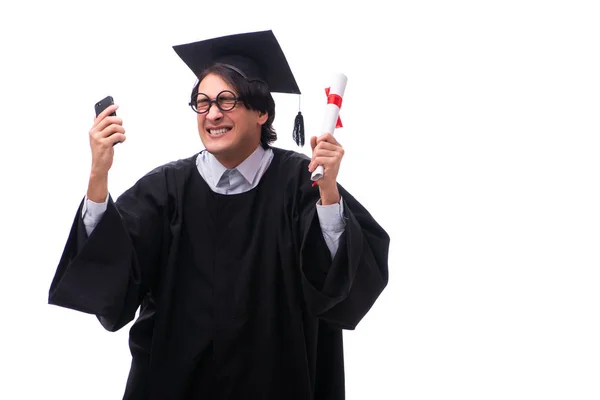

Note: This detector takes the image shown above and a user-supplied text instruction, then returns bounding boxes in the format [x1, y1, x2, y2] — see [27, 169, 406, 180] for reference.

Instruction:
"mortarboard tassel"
[293, 111, 305, 147]
[293, 95, 305, 147]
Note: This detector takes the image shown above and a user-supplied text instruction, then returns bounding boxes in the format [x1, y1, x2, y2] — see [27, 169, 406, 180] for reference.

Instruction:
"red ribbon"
[325, 87, 343, 128]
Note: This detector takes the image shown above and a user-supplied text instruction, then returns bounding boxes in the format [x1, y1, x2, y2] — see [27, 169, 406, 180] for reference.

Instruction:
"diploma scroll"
[310, 73, 348, 182]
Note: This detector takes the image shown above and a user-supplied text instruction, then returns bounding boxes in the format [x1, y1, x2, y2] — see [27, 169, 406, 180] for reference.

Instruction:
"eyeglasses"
[189, 90, 243, 114]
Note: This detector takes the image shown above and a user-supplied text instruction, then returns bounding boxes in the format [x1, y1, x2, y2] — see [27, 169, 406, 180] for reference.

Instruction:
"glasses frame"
[189, 90, 243, 114]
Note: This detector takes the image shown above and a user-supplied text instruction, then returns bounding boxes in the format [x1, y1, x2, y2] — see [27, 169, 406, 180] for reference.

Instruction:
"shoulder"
[272, 147, 310, 174]
[144, 153, 199, 179]
[270, 147, 318, 201]
[116, 153, 199, 209]
[124, 153, 198, 197]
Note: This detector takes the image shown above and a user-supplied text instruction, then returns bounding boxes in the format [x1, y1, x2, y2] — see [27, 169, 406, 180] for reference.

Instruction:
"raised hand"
[87, 104, 125, 202]
[308, 133, 344, 205]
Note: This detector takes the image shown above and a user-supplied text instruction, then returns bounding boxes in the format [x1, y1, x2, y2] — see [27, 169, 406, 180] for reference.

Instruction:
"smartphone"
[95, 95, 117, 117]
[95, 95, 121, 145]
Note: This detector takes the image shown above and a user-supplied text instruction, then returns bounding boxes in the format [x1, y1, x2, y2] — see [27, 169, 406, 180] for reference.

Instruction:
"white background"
[1, 0, 599, 399]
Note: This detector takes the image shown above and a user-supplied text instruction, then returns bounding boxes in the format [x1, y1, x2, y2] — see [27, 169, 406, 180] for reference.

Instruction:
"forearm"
[87, 172, 109, 203]
[319, 185, 340, 206]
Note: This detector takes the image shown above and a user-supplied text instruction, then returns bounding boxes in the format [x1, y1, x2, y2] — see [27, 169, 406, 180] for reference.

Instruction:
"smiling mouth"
[208, 128, 232, 136]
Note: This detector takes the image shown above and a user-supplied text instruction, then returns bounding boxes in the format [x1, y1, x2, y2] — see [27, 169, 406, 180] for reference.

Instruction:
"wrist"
[88, 172, 108, 203]
[319, 185, 340, 205]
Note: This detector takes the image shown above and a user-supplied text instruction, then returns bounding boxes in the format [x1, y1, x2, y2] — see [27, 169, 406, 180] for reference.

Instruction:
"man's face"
[196, 73, 267, 168]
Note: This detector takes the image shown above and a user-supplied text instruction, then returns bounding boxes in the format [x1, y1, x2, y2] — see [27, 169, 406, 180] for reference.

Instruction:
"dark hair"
[191, 64, 276, 148]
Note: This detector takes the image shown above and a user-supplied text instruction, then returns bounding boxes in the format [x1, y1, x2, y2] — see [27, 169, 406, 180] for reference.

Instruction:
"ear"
[257, 111, 269, 125]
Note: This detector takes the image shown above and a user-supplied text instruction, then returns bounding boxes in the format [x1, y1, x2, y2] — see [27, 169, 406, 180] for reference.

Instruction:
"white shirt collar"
[235, 144, 267, 185]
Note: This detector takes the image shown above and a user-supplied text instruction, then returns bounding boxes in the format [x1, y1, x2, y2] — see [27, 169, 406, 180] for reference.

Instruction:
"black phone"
[95, 95, 117, 117]
[95, 95, 121, 146]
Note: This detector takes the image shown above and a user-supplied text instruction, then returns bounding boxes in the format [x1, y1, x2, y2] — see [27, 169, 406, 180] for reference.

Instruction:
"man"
[49, 30, 389, 399]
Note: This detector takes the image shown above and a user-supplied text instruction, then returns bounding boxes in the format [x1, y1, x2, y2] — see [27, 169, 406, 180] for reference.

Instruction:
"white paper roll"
[311, 73, 348, 182]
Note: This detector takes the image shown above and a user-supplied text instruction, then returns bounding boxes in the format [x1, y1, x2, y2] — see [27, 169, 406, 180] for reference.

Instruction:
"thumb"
[310, 136, 317, 151]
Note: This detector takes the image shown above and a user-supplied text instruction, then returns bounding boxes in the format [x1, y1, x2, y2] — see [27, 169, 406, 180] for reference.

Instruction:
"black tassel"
[293, 111, 305, 147]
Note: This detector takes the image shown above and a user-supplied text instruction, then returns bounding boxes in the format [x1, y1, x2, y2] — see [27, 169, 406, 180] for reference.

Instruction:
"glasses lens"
[217, 91, 238, 111]
[194, 94, 210, 113]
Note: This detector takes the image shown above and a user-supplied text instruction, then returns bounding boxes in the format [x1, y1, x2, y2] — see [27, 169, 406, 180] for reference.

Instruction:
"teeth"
[209, 128, 230, 135]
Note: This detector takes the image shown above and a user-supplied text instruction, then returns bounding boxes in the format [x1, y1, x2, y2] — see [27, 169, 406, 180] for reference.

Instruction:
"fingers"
[316, 132, 340, 146]
[309, 133, 344, 172]
[310, 151, 340, 163]
[90, 122, 126, 144]
[311, 133, 339, 149]
[308, 157, 337, 173]
[101, 123, 125, 139]
[308, 154, 342, 171]
[310, 146, 341, 163]
[88, 105, 126, 176]
[309, 147, 344, 172]
[311, 138, 344, 159]
[108, 131, 127, 145]
[92, 104, 122, 135]
[310, 135, 318, 151]
[312, 141, 341, 153]
[94, 104, 119, 126]
[94, 115, 124, 134]
[311, 133, 342, 154]
[90, 104, 125, 143]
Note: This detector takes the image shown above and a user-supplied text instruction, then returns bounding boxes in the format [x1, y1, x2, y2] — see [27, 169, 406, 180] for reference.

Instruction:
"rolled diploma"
[310, 73, 348, 182]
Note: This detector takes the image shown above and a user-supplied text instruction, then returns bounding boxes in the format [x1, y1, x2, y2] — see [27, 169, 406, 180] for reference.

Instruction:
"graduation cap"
[173, 30, 306, 146]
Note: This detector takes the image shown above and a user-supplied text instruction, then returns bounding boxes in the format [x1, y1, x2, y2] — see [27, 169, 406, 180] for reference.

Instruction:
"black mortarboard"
[173, 30, 305, 146]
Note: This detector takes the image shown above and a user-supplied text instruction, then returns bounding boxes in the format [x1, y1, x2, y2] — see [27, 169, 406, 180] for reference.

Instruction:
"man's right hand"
[90, 104, 126, 174]
[87, 104, 126, 202]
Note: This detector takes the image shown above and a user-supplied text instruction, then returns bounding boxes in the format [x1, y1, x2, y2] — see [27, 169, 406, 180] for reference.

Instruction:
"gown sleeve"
[48, 169, 170, 332]
[297, 171, 390, 331]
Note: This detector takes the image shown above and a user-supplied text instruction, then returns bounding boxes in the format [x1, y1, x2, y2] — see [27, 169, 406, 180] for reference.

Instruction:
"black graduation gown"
[49, 147, 389, 400]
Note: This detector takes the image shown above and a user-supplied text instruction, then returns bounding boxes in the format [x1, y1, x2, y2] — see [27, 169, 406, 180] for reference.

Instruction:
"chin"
[204, 142, 230, 156]
[201, 132, 233, 153]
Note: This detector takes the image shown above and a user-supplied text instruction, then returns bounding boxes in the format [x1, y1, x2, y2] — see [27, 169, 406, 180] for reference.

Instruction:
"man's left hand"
[308, 133, 344, 205]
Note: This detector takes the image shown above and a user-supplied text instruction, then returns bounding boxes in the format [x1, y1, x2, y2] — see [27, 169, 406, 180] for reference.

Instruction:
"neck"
[214, 144, 260, 169]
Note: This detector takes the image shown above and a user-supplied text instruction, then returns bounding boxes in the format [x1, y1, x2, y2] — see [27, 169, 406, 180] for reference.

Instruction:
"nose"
[205, 102, 223, 121]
